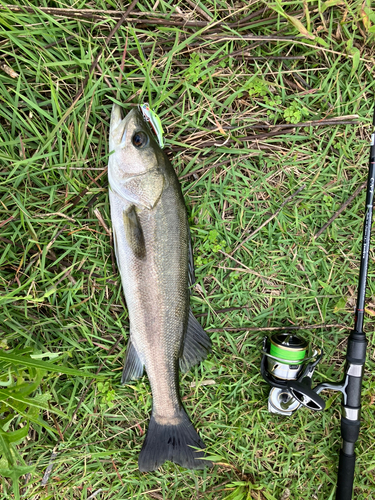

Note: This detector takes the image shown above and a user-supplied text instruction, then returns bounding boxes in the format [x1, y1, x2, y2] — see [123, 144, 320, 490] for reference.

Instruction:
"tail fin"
[138, 408, 212, 472]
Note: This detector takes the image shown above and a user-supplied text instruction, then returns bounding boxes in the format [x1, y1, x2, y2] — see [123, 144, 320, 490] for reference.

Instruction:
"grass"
[0, 0, 375, 499]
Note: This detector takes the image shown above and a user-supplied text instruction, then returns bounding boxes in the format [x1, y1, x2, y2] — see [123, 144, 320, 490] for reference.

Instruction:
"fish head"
[108, 104, 165, 208]
[109, 104, 161, 178]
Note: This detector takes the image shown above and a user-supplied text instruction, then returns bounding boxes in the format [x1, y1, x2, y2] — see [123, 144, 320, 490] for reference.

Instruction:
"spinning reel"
[258, 108, 374, 500]
[260, 333, 351, 417]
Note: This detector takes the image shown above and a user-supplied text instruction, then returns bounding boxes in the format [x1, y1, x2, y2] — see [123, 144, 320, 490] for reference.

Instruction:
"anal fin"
[122, 339, 144, 384]
[179, 309, 212, 373]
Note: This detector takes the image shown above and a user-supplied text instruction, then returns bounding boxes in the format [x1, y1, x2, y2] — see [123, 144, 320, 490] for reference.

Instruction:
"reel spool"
[267, 333, 308, 381]
[261, 333, 325, 416]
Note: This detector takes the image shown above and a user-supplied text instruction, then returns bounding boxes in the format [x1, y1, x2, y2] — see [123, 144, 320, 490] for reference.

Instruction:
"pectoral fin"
[123, 206, 146, 259]
[112, 225, 120, 269]
[179, 309, 212, 373]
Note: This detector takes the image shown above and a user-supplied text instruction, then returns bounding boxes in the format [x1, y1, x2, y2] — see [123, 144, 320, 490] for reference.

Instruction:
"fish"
[108, 104, 212, 472]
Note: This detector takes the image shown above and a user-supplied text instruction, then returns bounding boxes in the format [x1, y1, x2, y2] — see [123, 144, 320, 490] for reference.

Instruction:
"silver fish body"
[108, 105, 212, 471]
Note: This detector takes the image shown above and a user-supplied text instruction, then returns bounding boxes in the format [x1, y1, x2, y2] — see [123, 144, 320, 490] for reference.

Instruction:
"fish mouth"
[110, 103, 127, 132]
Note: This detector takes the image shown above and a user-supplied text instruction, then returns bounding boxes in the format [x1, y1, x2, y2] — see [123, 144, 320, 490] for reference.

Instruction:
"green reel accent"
[269, 334, 307, 364]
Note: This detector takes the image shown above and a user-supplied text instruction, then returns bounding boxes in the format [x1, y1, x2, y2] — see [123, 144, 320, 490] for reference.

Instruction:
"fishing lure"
[140, 103, 164, 149]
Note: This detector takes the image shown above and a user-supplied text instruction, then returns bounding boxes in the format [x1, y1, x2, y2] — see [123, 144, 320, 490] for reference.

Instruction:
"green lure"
[140, 103, 164, 149]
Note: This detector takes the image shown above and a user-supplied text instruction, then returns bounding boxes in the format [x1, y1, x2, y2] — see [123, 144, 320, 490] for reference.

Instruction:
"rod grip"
[336, 450, 355, 500]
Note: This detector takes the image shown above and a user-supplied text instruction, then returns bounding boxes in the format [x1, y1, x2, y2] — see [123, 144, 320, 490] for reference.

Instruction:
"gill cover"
[108, 105, 164, 209]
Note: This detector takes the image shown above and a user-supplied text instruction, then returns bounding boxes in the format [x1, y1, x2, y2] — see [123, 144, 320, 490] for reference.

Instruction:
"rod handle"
[336, 450, 355, 500]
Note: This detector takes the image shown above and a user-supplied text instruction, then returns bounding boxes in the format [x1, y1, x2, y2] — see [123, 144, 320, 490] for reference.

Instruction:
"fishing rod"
[260, 108, 375, 499]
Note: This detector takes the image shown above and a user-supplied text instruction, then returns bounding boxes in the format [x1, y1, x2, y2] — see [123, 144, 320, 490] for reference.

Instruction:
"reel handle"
[287, 380, 325, 411]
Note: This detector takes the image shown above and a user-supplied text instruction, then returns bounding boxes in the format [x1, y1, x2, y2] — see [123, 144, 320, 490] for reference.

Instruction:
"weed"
[284, 101, 310, 124]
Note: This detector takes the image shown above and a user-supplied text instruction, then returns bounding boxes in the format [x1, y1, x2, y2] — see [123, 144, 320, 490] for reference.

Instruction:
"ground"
[0, 1, 375, 499]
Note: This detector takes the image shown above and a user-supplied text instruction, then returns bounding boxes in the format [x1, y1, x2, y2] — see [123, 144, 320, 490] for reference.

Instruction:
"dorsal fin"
[188, 226, 195, 292]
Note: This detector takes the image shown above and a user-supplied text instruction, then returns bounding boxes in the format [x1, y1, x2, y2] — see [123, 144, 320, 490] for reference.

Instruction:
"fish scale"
[108, 104, 212, 471]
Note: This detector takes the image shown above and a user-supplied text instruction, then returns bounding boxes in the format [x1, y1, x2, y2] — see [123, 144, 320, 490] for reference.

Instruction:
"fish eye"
[132, 131, 148, 149]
